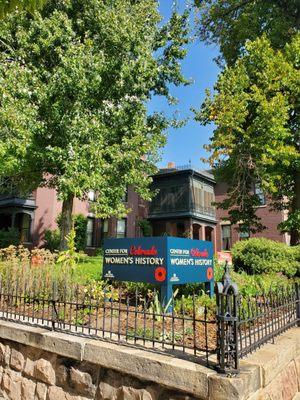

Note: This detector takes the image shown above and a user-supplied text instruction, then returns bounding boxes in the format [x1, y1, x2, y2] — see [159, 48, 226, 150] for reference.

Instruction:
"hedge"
[231, 237, 300, 277]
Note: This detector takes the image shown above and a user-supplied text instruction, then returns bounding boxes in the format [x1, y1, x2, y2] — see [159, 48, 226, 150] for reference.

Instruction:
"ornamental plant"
[231, 238, 299, 277]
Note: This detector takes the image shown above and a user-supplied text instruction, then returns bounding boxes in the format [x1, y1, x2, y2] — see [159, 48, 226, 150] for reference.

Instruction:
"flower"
[154, 267, 166, 282]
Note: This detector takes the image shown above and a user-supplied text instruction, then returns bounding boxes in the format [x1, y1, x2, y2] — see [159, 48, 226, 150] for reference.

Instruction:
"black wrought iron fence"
[0, 266, 298, 374]
[215, 263, 300, 373]
[0, 278, 217, 366]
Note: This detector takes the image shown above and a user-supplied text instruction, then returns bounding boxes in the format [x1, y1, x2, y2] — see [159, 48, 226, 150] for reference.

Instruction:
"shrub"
[44, 229, 60, 252]
[0, 228, 19, 248]
[73, 214, 88, 251]
[55, 213, 88, 251]
[232, 238, 299, 277]
[138, 219, 152, 236]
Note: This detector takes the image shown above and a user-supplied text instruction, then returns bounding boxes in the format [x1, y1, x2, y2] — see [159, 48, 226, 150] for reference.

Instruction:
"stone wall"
[0, 338, 198, 400]
[0, 320, 298, 400]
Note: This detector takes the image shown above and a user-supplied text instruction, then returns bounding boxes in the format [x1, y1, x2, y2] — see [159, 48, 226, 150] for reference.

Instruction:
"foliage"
[138, 219, 152, 237]
[194, 0, 299, 65]
[0, 228, 19, 248]
[57, 229, 80, 272]
[195, 34, 300, 243]
[231, 238, 300, 277]
[174, 291, 216, 317]
[0, 0, 190, 245]
[0, 0, 46, 18]
[73, 214, 88, 251]
[44, 229, 60, 252]
[0, 245, 59, 295]
[148, 288, 179, 321]
[49, 214, 88, 251]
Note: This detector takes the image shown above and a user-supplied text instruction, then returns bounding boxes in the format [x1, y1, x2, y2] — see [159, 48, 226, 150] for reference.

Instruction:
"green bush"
[46, 213, 88, 252]
[232, 238, 299, 277]
[0, 228, 19, 248]
[44, 229, 60, 252]
[73, 214, 88, 251]
[138, 219, 152, 236]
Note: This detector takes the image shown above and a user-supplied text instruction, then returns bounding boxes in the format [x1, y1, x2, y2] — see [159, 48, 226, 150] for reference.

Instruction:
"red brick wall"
[215, 182, 286, 251]
[106, 186, 148, 239]
[32, 185, 148, 248]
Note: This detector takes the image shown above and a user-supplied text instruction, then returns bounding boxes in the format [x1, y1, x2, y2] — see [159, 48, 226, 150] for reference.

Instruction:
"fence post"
[215, 261, 239, 374]
[51, 280, 58, 330]
[296, 283, 300, 327]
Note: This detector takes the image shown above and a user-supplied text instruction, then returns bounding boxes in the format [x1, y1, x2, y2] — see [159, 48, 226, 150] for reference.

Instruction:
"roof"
[154, 165, 215, 184]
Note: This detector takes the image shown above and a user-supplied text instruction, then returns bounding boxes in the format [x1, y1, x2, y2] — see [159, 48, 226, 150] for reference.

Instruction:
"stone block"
[281, 361, 298, 400]
[243, 335, 298, 387]
[84, 340, 214, 399]
[209, 364, 260, 400]
[65, 394, 90, 400]
[56, 364, 69, 388]
[47, 386, 66, 400]
[34, 359, 56, 385]
[0, 343, 10, 367]
[35, 382, 48, 400]
[70, 367, 96, 397]
[97, 381, 118, 400]
[118, 386, 141, 400]
[22, 377, 36, 400]
[1, 370, 22, 400]
[10, 347, 25, 371]
[25, 357, 36, 378]
[295, 356, 300, 390]
[40, 332, 84, 361]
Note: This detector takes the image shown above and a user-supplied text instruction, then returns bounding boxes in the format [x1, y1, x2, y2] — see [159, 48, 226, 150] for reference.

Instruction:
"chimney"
[167, 162, 176, 169]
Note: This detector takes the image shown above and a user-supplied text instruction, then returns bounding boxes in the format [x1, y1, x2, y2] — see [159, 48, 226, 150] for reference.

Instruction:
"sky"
[149, 0, 220, 169]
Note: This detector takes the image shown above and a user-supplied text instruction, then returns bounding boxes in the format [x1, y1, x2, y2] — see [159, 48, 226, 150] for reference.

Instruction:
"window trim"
[221, 224, 232, 250]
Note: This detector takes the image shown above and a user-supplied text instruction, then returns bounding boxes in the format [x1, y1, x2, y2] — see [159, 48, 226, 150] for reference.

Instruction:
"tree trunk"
[290, 169, 300, 246]
[59, 194, 74, 251]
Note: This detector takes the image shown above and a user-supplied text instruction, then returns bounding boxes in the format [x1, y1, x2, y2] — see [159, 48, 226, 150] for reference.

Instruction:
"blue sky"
[150, 1, 220, 169]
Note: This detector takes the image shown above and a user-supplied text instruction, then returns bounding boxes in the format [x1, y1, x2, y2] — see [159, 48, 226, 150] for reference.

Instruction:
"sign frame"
[103, 236, 214, 308]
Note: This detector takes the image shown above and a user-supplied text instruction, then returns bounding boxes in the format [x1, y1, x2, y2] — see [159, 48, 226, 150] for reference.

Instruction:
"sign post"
[103, 237, 214, 310]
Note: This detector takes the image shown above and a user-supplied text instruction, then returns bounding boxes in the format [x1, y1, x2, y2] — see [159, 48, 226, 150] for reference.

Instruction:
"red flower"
[206, 267, 213, 280]
[154, 267, 166, 282]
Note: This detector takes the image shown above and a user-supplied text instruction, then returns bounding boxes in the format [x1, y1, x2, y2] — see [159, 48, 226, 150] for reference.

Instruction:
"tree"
[0, 0, 45, 18]
[194, 0, 300, 65]
[195, 34, 300, 244]
[0, 1, 189, 249]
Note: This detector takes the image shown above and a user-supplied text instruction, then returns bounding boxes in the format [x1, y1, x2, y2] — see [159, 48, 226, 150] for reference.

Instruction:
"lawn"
[73, 255, 103, 284]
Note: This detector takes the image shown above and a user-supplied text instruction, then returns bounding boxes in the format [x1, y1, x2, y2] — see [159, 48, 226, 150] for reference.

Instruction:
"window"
[221, 225, 232, 250]
[239, 225, 250, 240]
[86, 218, 94, 247]
[15, 213, 31, 243]
[177, 222, 185, 237]
[254, 183, 266, 206]
[117, 219, 127, 238]
[102, 219, 109, 239]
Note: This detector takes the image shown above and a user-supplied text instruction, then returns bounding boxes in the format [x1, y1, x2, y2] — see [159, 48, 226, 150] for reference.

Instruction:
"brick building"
[214, 181, 289, 251]
[0, 186, 148, 251]
[0, 165, 289, 252]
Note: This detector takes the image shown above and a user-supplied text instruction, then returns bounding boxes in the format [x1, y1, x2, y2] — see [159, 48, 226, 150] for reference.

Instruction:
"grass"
[73, 255, 103, 284]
